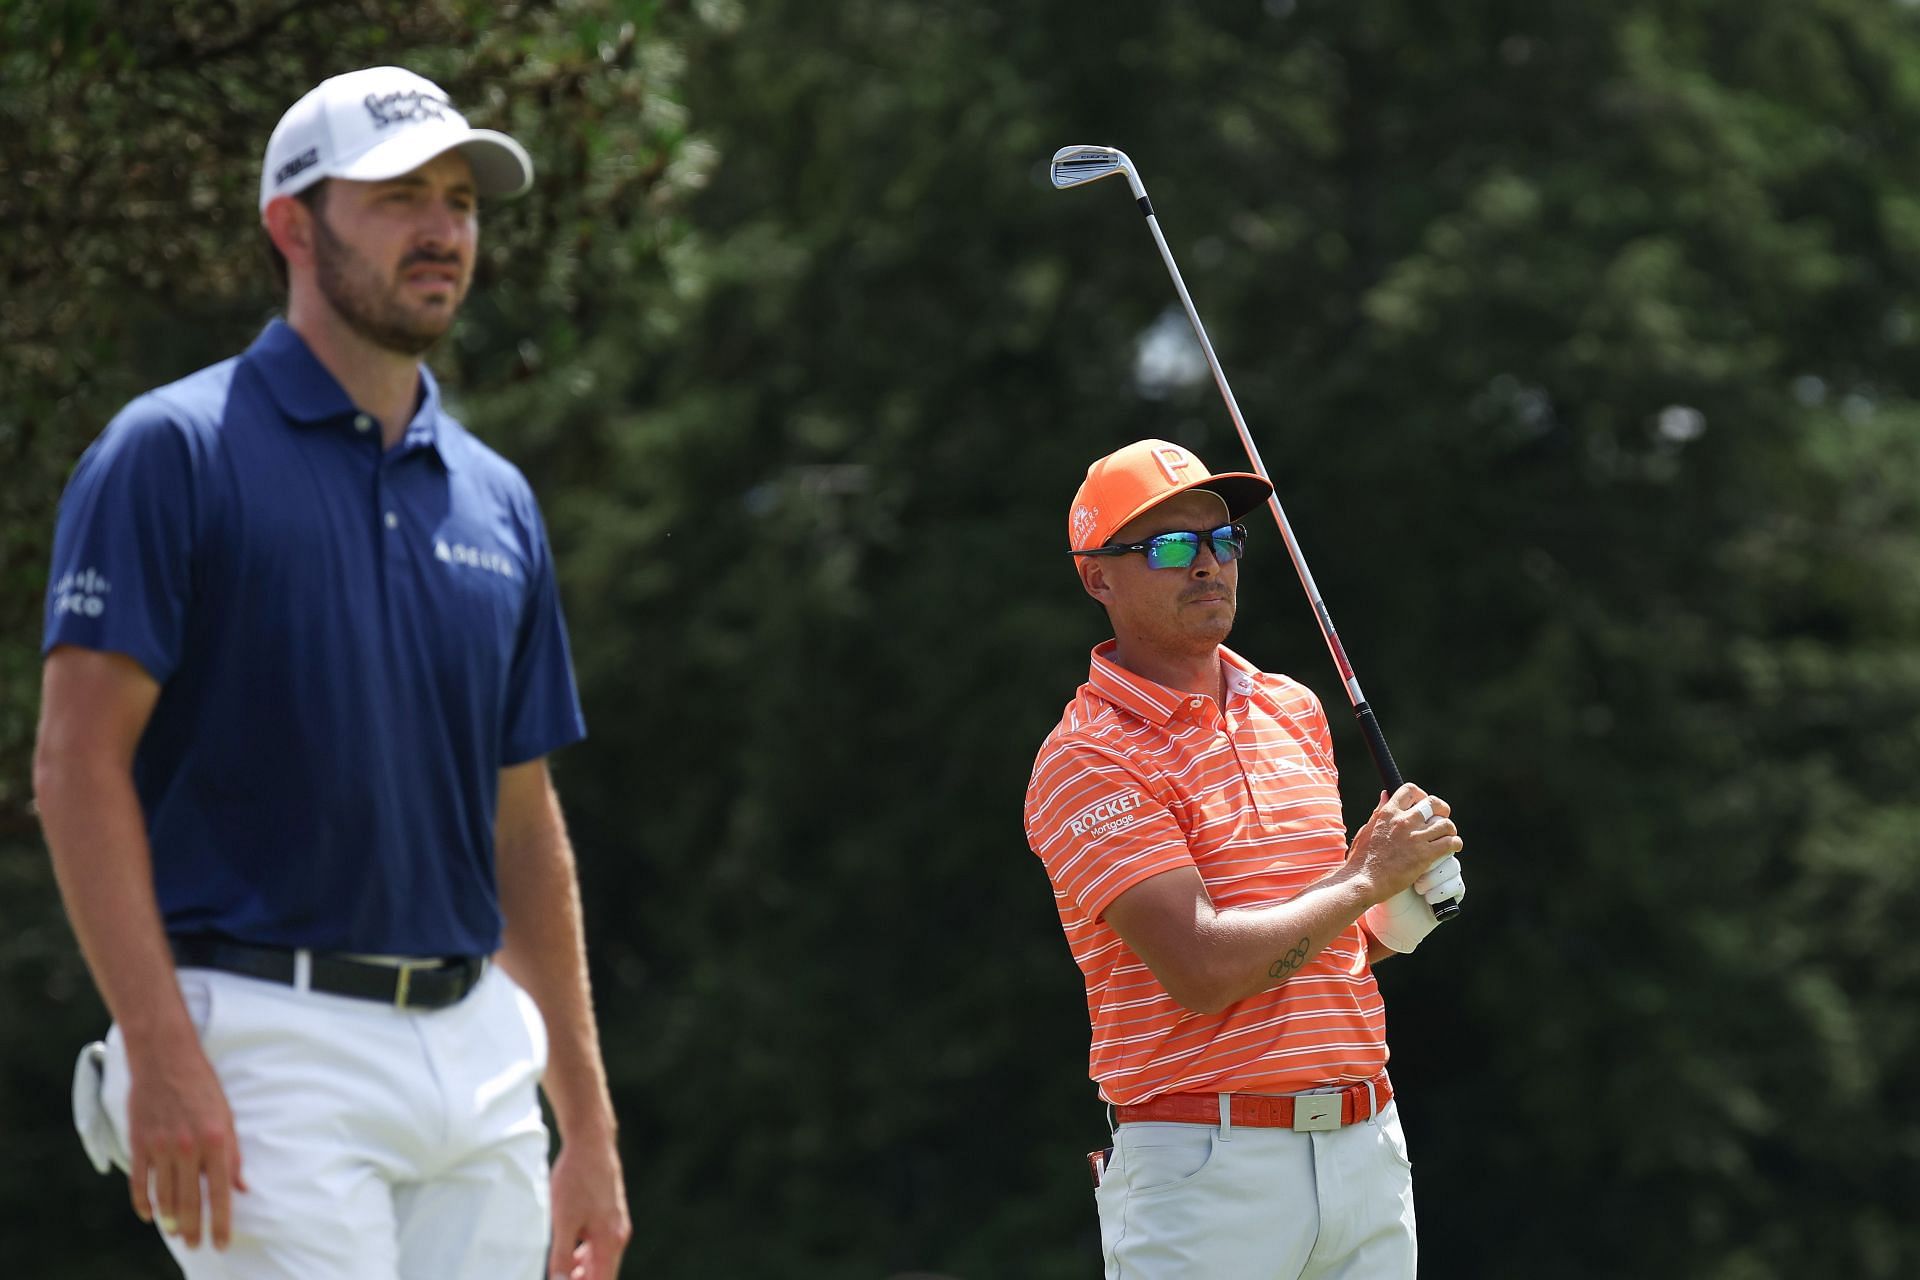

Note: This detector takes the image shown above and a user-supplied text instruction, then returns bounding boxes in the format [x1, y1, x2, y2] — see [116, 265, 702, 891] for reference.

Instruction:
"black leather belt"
[169, 936, 487, 1011]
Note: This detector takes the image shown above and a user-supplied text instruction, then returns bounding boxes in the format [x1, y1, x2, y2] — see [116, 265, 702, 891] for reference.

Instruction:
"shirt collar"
[1086, 642, 1267, 724]
[1218, 646, 1261, 701]
[246, 319, 352, 423]
[1087, 640, 1261, 725]
[399, 367, 456, 468]
[243, 319, 458, 470]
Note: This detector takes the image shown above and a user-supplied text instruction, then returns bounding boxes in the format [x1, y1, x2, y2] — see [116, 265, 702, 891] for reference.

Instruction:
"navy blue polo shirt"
[43, 320, 586, 955]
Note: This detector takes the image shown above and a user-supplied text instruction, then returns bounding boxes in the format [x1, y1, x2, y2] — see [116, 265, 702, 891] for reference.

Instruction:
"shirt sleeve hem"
[40, 636, 175, 686]
[500, 720, 587, 767]
[1083, 851, 1199, 925]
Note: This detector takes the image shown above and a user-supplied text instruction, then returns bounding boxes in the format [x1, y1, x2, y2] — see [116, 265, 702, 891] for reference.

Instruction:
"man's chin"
[1189, 603, 1235, 640]
[1170, 617, 1234, 654]
[366, 315, 454, 358]
[396, 300, 459, 343]
[378, 332, 444, 358]
[378, 285, 464, 346]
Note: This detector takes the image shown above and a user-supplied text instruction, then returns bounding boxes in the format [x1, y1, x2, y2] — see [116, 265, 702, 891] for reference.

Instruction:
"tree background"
[4, 0, 1919, 1275]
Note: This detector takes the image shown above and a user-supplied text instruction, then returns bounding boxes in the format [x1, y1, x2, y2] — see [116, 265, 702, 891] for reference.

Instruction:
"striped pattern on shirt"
[1024, 642, 1388, 1105]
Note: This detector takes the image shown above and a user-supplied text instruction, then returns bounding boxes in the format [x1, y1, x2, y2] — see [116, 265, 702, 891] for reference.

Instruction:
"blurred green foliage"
[4, 0, 1920, 1276]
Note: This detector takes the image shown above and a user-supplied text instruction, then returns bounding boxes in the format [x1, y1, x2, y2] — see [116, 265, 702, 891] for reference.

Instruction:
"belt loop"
[1105, 1102, 1117, 1137]
[1365, 1076, 1379, 1125]
[293, 949, 313, 993]
[1217, 1092, 1233, 1141]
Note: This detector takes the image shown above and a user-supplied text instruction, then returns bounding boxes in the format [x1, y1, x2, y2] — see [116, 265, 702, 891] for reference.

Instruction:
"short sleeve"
[1024, 739, 1197, 923]
[42, 401, 198, 683]
[500, 500, 586, 764]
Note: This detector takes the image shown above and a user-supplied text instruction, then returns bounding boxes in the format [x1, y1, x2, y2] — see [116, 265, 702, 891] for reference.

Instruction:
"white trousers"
[1095, 1099, 1417, 1279]
[98, 964, 551, 1280]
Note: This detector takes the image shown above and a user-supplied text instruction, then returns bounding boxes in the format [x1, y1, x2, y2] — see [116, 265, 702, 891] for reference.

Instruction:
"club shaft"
[1133, 194, 1460, 923]
[1137, 205, 1370, 713]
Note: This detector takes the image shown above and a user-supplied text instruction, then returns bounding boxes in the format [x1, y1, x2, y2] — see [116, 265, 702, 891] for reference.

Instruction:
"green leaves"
[8, 1, 1920, 1275]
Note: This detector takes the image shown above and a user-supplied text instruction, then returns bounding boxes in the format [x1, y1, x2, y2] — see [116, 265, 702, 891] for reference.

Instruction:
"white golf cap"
[259, 66, 532, 215]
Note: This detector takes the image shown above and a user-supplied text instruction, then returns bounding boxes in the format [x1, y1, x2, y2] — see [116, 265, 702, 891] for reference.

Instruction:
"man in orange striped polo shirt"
[1025, 439, 1467, 1278]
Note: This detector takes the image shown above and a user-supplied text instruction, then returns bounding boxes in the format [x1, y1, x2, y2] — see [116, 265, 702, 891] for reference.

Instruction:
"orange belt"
[1114, 1073, 1392, 1132]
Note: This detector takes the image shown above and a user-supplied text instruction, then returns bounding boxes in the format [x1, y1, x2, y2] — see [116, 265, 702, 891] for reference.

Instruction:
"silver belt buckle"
[1292, 1095, 1342, 1132]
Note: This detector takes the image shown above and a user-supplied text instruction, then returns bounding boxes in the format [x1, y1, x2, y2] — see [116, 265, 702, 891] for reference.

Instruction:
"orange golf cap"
[1068, 439, 1272, 551]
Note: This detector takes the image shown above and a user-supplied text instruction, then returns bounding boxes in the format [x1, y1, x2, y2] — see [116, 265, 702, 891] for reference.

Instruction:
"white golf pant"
[98, 963, 551, 1279]
[1095, 1098, 1417, 1279]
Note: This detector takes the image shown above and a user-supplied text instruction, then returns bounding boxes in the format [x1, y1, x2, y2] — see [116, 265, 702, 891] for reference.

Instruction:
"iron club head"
[1050, 145, 1145, 199]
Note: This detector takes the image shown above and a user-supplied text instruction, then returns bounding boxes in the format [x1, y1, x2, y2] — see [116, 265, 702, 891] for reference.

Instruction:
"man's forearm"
[35, 756, 196, 1051]
[495, 813, 616, 1143]
[1197, 872, 1376, 1011]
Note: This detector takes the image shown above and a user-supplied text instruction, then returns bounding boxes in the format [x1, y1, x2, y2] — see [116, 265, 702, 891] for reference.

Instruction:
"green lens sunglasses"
[1071, 524, 1248, 570]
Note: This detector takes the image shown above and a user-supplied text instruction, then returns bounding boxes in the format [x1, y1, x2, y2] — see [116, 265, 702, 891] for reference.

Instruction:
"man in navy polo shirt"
[34, 67, 629, 1280]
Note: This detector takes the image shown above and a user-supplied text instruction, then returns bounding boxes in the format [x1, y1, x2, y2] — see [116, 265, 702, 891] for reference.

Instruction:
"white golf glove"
[1362, 856, 1467, 955]
[1415, 854, 1465, 906]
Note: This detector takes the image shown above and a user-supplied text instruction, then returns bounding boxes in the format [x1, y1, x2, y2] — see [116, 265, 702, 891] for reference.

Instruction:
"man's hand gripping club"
[1351, 785, 1466, 956]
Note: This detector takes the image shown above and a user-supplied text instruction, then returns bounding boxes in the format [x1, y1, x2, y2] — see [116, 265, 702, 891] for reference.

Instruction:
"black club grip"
[1354, 703, 1463, 924]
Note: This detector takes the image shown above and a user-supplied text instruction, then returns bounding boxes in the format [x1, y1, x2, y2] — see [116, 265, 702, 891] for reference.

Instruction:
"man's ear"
[1077, 555, 1113, 606]
[263, 195, 316, 273]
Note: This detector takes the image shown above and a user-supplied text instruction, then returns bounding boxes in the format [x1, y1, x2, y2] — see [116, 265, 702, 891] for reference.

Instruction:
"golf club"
[1050, 143, 1461, 925]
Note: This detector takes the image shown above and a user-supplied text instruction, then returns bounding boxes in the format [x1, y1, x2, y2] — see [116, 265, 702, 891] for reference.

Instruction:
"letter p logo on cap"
[1151, 446, 1194, 485]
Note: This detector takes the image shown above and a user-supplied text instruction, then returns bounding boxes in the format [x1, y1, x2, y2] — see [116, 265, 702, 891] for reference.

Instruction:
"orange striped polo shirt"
[1024, 641, 1387, 1105]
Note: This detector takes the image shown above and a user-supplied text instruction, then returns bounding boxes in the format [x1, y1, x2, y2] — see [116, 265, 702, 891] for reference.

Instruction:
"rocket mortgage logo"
[1065, 791, 1145, 840]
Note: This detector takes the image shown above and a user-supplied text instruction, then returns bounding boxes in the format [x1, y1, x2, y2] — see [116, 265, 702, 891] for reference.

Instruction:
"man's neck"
[1107, 638, 1227, 705]
[287, 302, 423, 449]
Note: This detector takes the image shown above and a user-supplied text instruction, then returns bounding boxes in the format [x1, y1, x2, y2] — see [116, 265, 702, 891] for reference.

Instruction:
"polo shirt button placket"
[1219, 709, 1265, 822]
[372, 440, 408, 606]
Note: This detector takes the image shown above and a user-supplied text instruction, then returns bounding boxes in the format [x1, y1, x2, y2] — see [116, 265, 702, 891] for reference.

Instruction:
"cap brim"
[1111, 470, 1273, 538]
[332, 126, 533, 198]
[1191, 473, 1274, 524]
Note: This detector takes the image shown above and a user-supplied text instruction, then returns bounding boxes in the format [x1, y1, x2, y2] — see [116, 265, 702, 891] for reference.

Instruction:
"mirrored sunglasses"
[1071, 524, 1248, 570]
